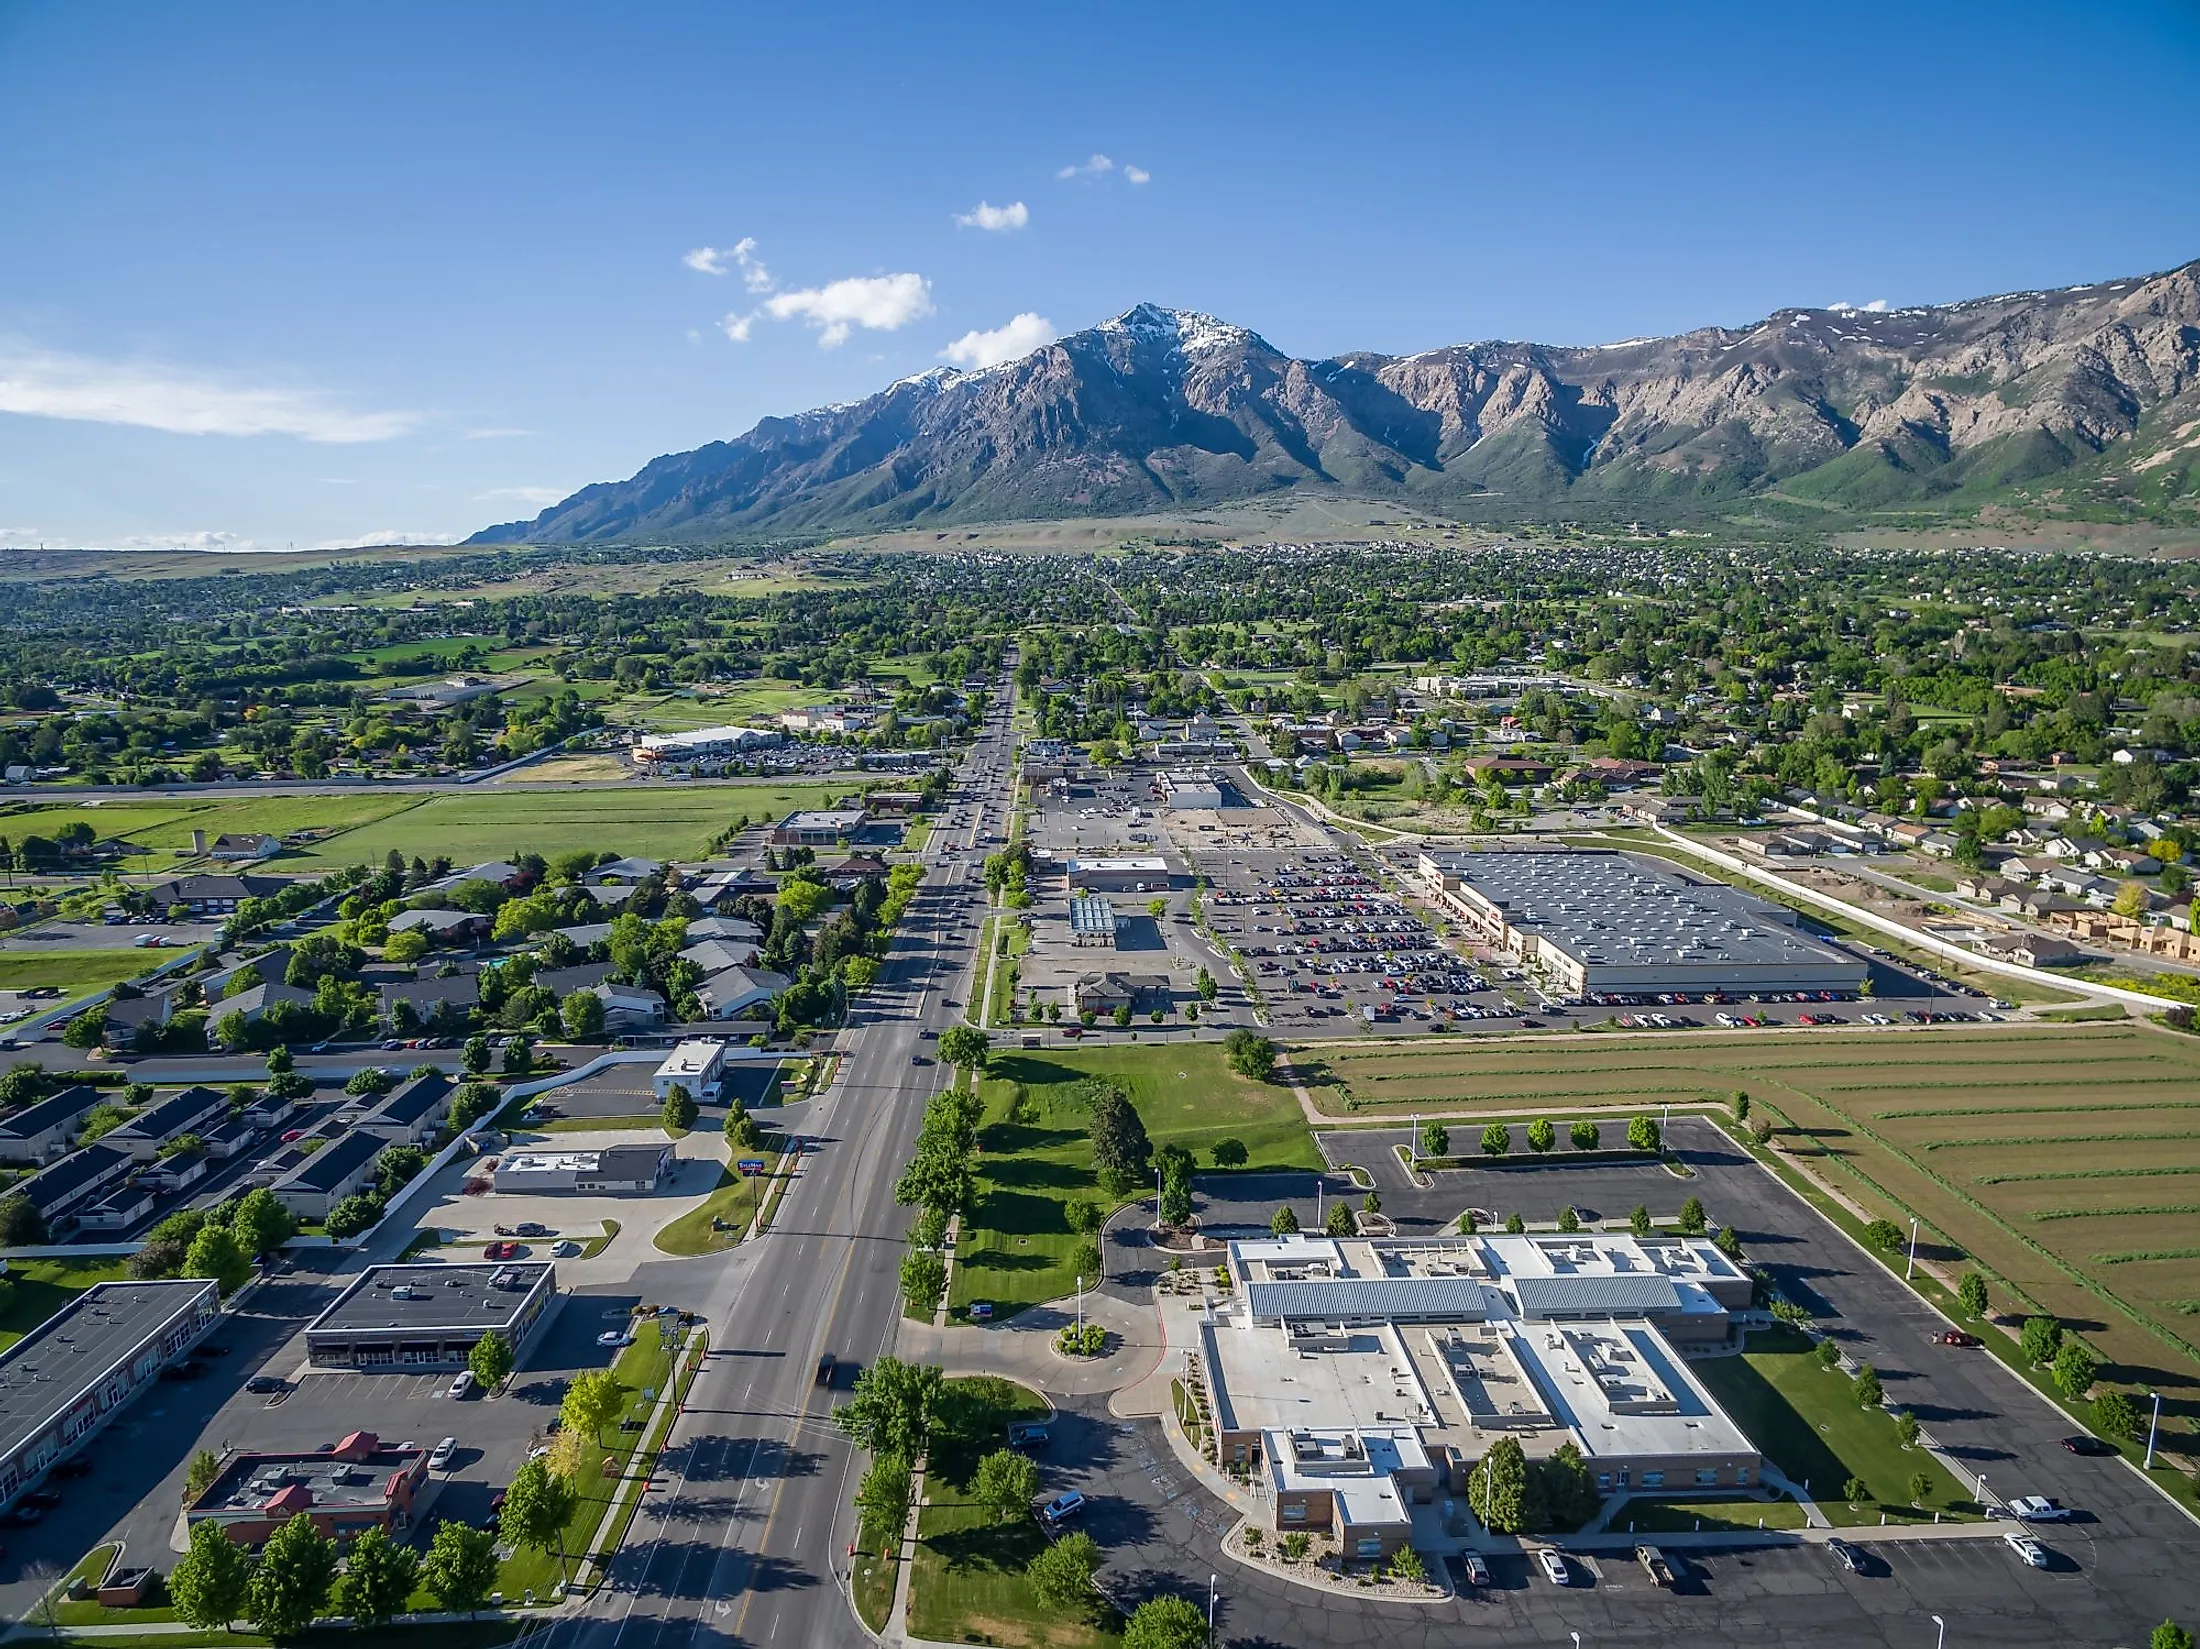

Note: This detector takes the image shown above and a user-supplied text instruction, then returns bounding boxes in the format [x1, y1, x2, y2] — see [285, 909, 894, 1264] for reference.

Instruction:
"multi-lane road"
[518, 695, 1020, 1649]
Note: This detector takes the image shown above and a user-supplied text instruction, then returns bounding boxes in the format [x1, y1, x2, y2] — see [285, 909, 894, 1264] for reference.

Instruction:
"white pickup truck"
[2004, 1495, 2072, 1522]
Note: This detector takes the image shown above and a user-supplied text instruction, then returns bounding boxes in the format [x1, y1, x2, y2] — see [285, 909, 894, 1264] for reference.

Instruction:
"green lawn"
[0, 795, 415, 859]
[0, 950, 165, 997]
[497, 1332, 682, 1598]
[1689, 1328, 1977, 1524]
[0, 1257, 134, 1352]
[653, 1156, 783, 1256]
[951, 1045, 1317, 1316]
[1612, 1495, 1809, 1534]
[909, 1378, 1113, 1649]
[280, 785, 843, 870]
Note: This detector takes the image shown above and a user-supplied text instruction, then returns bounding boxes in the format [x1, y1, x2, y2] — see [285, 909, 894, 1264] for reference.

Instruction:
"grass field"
[1691, 1327, 1974, 1523]
[952, 1045, 1319, 1316]
[1311, 1023, 2200, 1459]
[653, 1156, 783, 1255]
[0, 950, 162, 996]
[0, 795, 415, 859]
[0, 1256, 134, 1352]
[280, 784, 843, 869]
[907, 1377, 1111, 1649]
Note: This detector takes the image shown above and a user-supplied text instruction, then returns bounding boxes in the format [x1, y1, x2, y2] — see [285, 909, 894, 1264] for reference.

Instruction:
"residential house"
[589, 857, 664, 884]
[536, 962, 613, 998]
[387, 907, 493, 943]
[272, 1131, 386, 1221]
[138, 874, 286, 915]
[683, 915, 763, 948]
[0, 1086, 100, 1165]
[426, 861, 523, 894]
[104, 1086, 229, 1162]
[376, 972, 479, 1030]
[15, 1143, 133, 1226]
[680, 939, 761, 978]
[589, 981, 667, 1029]
[202, 832, 281, 861]
[357, 1072, 452, 1147]
[822, 854, 891, 892]
[692, 965, 791, 1021]
[212, 979, 317, 1026]
[1974, 932, 2080, 967]
[102, 983, 183, 1050]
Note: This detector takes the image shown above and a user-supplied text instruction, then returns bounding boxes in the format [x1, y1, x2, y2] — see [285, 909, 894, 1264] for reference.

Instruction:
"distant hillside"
[470, 264, 2200, 543]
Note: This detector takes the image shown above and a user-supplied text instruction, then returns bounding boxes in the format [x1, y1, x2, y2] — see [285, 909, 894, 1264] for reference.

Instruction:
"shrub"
[1480, 1122, 1510, 1157]
[1863, 1218, 1906, 1252]
[1626, 1114, 1661, 1152]
[1569, 1118, 1599, 1150]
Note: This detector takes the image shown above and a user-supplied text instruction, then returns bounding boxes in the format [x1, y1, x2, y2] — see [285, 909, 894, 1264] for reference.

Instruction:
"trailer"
[1635, 1546, 1676, 1587]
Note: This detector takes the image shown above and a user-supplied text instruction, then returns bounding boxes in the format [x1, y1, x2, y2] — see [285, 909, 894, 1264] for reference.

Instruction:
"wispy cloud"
[312, 529, 462, 550]
[0, 345, 418, 443]
[473, 486, 566, 506]
[954, 200, 1029, 232]
[1057, 153, 1114, 180]
[940, 313, 1055, 370]
[1123, 165, 1151, 185]
[464, 426, 532, 439]
[1828, 299, 1889, 313]
[684, 236, 774, 292]
[725, 272, 935, 349]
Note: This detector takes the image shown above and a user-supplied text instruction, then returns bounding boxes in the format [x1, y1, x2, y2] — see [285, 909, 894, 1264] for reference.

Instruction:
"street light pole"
[1076, 1275, 1084, 1338]
[1906, 1216, 1919, 1281]
[2145, 1391, 2162, 1470]
[1932, 1614, 1945, 1649]
[1208, 1573, 1218, 1644]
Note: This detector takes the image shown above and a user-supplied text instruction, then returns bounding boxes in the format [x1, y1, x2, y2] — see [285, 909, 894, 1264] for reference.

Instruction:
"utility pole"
[1905, 1215, 1919, 1281]
[2145, 1391, 2162, 1470]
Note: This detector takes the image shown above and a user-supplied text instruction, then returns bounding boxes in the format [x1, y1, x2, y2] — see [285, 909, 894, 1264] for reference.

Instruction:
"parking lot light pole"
[1932, 1614, 1945, 1649]
[1906, 1216, 1919, 1281]
[1571, 1632, 1582, 1649]
[1075, 1275, 1084, 1338]
[1208, 1573, 1218, 1644]
[2145, 1391, 2162, 1469]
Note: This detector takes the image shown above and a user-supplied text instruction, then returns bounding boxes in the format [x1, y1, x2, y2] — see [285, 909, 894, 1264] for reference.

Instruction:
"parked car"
[447, 1371, 476, 1399]
[1040, 1491, 1086, 1529]
[551, 1240, 581, 1257]
[485, 1240, 518, 1259]
[51, 1457, 93, 1479]
[19, 1489, 62, 1511]
[515, 1222, 551, 1237]
[1459, 1553, 1491, 1586]
[2003, 1531, 2050, 1568]
[598, 1330, 635, 1348]
[247, 1375, 286, 1395]
[1827, 1538, 1863, 1573]
[429, 1437, 458, 1470]
[160, 1360, 207, 1381]
[1006, 1422, 1049, 1453]
[1536, 1549, 1570, 1586]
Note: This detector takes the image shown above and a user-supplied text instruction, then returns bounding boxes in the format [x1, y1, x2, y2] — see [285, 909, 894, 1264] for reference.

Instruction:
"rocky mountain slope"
[471, 263, 2200, 542]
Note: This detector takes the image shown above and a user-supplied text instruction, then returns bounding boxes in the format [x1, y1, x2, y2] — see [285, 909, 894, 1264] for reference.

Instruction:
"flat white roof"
[1504, 1321, 1756, 1462]
[655, 1039, 725, 1079]
[1066, 856, 1169, 873]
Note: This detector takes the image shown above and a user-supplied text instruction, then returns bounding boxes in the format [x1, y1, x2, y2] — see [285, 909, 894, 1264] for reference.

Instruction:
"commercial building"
[304, 1262, 556, 1371]
[0, 1085, 100, 1164]
[1157, 768, 1226, 810]
[772, 809, 870, 847]
[632, 725, 782, 765]
[1416, 849, 1866, 998]
[0, 1279, 220, 1509]
[1070, 970, 1171, 1017]
[1066, 856, 1171, 893]
[1068, 895, 1125, 948]
[187, 1432, 429, 1546]
[491, 1144, 676, 1195]
[653, 1039, 726, 1100]
[1197, 1234, 1762, 1555]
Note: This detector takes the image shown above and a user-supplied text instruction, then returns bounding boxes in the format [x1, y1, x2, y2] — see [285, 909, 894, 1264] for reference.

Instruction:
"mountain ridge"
[470, 263, 2200, 543]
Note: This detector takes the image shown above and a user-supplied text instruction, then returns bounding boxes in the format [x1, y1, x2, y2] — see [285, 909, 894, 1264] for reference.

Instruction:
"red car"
[484, 1240, 518, 1260]
[1936, 1330, 1982, 1348]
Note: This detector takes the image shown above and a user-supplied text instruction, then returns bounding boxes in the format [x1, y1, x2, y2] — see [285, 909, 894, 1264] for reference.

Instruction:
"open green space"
[951, 1044, 1318, 1316]
[908, 1377, 1112, 1649]
[0, 794, 416, 859]
[47, 1627, 521, 1649]
[0, 1256, 134, 1352]
[1690, 1328, 1973, 1524]
[1612, 1495, 1809, 1534]
[0, 950, 165, 996]
[279, 784, 842, 869]
[653, 1154, 784, 1255]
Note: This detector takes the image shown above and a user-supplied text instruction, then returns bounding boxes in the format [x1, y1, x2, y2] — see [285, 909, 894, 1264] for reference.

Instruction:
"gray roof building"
[0, 1086, 101, 1164]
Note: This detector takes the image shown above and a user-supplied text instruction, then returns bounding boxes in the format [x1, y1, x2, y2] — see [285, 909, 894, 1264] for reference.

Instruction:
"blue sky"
[2, 0, 2197, 551]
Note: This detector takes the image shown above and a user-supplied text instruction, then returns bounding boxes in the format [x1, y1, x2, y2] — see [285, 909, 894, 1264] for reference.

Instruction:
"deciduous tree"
[421, 1521, 498, 1617]
[169, 1520, 250, 1630]
[334, 1526, 418, 1627]
[247, 1512, 336, 1639]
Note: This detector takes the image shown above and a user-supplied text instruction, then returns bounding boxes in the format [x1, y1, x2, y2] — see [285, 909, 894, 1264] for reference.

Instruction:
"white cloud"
[0, 346, 418, 443]
[722, 311, 758, 343]
[1057, 153, 1114, 179]
[687, 236, 776, 293]
[955, 200, 1029, 232]
[473, 486, 566, 506]
[118, 530, 254, 551]
[311, 529, 462, 549]
[1828, 299, 1889, 313]
[759, 273, 934, 348]
[1123, 165, 1151, 185]
[940, 312, 1056, 370]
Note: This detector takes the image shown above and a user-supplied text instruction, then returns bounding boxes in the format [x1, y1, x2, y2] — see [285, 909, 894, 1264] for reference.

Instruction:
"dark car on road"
[2061, 1435, 2116, 1456]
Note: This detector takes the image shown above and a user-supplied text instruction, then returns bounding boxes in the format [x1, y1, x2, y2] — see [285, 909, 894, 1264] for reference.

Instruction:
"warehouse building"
[0, 1279, 220, 1509]
[1416, 849, 1866, 997]
[1157, 768, 1226, 810]
[187, 1431, 428, 1547]
[492, 1143, 676, 1195]
[304, 1262, 556, 1371]
[1198, 1234, 1762, 1558]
